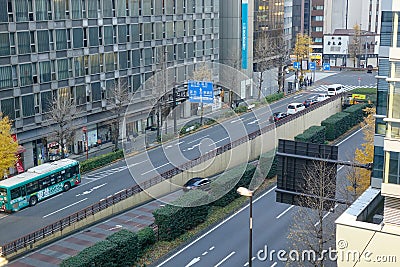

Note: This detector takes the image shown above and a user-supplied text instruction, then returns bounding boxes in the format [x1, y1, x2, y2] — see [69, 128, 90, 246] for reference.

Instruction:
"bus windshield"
[0, 188, 6, 197]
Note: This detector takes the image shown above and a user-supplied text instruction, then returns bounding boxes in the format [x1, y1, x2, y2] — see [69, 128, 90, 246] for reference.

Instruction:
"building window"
[73, 28, 84, 48]
[0, 33, 10, 56]
[55, 29, 67, 50]
[39, 61, 51, 83]
[89, 54, 100, 74]
[91, 82, 101, 102]
[15, 0, 28, 22]
[104, 26, 114, 45]
[22, 95, 35, 117]
[372, 146, 384, 179]
[41, 91, 52, 113]
[0, 66, 12, 89]
[311, 16, 323, 21]
[75, 85, 86, 106]
[89, 27, 99, 47]
[388, 152, 400, 184]
[20, 63, 33, 86]
[380, 11, 393, 47]
[57, 59, 69, 80]
[118, 25, 128, 43]
[0, 98, 15, 120]
[71, 0, 82, 19]
[37, 30, 50, 52]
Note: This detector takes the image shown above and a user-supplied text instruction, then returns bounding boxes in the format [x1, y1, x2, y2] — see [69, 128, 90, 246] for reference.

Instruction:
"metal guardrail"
[0, 93, 342, 257]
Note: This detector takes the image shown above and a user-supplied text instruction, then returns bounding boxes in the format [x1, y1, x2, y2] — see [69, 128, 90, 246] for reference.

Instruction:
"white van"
[327, 84, 344, 96]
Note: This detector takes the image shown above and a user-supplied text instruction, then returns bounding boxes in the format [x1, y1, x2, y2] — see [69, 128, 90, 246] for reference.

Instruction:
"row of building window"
[0, 20, 218, 57]
[0, 41, 218, 89]
[0, 0, 218, 23]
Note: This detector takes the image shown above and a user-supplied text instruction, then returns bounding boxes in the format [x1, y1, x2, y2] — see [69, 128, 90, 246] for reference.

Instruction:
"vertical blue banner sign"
[188, 81, 214, 104]
[241, 0, 248, 70]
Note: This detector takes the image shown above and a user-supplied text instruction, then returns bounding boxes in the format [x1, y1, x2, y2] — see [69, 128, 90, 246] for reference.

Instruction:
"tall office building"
[0, 0, 220, 170]
[336, 1, 400, 265]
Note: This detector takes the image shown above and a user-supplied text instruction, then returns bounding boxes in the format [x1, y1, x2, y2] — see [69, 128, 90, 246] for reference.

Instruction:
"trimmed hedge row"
[321, 112, 352, 141]
[80, 150, 124, 173]
[295, 126, 326, 144]
[265, 92, 285, 103]
[153, 189, 210, 241]
[343, 103, 368, 124]
[61, 228, 155, 267]
[321, 104, 368, 141]
[210, 164, 256, 207]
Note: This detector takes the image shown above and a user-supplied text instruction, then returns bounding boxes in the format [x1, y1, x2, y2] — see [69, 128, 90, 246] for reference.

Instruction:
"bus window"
[56, 172, 63, 183]
[20, 186, 26, 196]
[10, 188, 21, 200]
[26, 181, 39, 194]
[50, 174, 57, 185]
[39, 177, 50, 189]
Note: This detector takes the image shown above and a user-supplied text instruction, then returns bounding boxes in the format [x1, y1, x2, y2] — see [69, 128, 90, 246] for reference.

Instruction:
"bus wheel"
[29, 196, 38, 206]
[63, 182, 71, 192]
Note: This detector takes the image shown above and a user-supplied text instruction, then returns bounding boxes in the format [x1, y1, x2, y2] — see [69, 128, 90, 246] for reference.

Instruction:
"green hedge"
[60, 240, 118, 267]
[137, 227, 156, 251]
[321, 112, 352, 141]
[105, 229, 139, 266]
[234, 105, 248, 114]
[343, 103, 368, 124]
[265, 92, 285, 103]
[210, 164, 256, 207]
[294, 126, 326, 144]
[153, 190, 210, 241]
[80, 150, 124, 173]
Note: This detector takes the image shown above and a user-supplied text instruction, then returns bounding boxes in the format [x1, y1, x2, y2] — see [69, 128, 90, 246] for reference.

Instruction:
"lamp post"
[82, 126, 88, 160]
[237, 187, 254, 267]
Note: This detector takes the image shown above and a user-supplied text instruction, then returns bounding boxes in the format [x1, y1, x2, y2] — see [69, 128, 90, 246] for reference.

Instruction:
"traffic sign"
[293, 62, 300, 69]
[352, 94, 366, 100]
[309, 62, 316, 71]
[188, 81, 214, 104]
[323, 63, 330, 71]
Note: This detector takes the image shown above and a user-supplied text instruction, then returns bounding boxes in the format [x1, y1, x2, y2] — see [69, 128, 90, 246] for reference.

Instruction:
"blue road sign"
[188, 81, 214, 104]
[293, 62, 300, 69]
[309, 62, 316, 71]
[323, 63, 331, 71]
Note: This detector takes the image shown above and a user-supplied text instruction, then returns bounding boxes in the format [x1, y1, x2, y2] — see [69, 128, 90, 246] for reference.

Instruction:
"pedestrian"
[310, 77, 313, 86]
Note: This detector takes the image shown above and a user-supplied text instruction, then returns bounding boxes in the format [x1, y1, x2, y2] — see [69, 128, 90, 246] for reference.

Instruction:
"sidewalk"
[7, 191, 183, 267]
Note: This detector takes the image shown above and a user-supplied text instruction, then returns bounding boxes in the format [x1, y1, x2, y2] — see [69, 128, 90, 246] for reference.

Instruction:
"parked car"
[287, 103, 305, 115]
[317, 93, 330, 102]
[183, 177, 211, 192]
[303, 96, 319, 108]
[269, 112, 288, 122]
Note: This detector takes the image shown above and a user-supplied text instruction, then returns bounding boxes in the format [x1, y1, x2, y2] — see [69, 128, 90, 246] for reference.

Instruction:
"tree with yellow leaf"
[0, 114, 18, 179]
[346, 107, 375, 199]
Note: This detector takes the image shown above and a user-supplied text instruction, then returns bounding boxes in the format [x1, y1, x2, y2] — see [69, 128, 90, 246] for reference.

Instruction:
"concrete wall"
[5, 97, 343, 259]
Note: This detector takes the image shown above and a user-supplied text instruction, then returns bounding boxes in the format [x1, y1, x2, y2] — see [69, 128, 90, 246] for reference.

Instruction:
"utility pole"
[173, 85, 177, 134]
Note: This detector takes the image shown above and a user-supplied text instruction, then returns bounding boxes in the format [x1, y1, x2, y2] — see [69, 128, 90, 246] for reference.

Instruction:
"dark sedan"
[303, 96, 319, 108]
[183, 177, 211, 192]
[269, 112, 288, 123]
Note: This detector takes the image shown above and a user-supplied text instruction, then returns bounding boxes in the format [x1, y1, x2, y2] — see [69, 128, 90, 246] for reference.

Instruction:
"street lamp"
[237, 187, 254, 267]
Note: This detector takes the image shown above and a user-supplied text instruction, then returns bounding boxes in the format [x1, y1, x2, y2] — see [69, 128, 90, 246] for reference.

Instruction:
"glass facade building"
[0, 0, 220, 169]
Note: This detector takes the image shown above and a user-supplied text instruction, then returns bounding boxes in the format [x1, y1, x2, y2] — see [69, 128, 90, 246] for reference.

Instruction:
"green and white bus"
[0, 159, 81, 212]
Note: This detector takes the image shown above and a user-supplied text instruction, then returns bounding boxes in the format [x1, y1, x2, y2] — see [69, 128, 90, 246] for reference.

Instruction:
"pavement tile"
[45, 244, 79, 256]
[29, 253, 60, 264]
[7, 262, 35, 267]
[63, 237, 94, 247]
[79, 230, 108, 239]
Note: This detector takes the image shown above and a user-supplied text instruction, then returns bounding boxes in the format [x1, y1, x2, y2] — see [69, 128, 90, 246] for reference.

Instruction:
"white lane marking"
[141, 162, 170, 175]
[314, 204, 339, 227]
[336, 127, 364, 146]
[209, 137, 230, 146]
[186, 257, 201, 267]
[187, 144, 201, 151]
[214, 251, 235, 267]
[76, 183, 107, 197]
[128, 159, 148, 167]
[293, 94, 303, 99]
[210, 246, 215, 250]
[247, 119, 259, 125]
[230, 119, 242, 123]
[276, 205, 294, 219]
[244, 262, 249, 266]
[271, 262, 278, 267]
[43, 198, 88, 218]
[338, 166, 344, 172]
[187, 135, 209, 145]
[252, 257, 256, 261]
[0, 214, 9, 220]
[165, 145, 173, 149]
[202, 251, 208, 256]
[156, 186, 277, 266]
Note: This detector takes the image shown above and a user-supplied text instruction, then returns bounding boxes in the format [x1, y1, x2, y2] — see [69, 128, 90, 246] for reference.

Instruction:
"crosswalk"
[309, 84, 376, 93]
[83, 165, 128, 180]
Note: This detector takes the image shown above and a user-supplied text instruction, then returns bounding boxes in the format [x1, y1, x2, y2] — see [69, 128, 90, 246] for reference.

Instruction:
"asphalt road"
[155, 128, 365, 267]
[0, 70, 374, 244]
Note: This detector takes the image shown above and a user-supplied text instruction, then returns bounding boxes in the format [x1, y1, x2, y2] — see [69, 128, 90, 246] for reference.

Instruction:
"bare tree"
[254, 29, 288, 97]
[107, 79, 129, 151]
[287, 160, 338, 267]
[44, 90, 78, 159]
